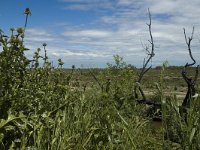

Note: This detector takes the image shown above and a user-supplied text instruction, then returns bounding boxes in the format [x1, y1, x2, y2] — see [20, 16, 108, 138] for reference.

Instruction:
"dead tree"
[181, 27, 199, 115]
[134, 9, 162, 120]
[134, 9, 155, 101]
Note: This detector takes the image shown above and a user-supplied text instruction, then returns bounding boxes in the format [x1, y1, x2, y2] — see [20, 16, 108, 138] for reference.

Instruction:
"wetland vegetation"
[0, 8, 200, 150]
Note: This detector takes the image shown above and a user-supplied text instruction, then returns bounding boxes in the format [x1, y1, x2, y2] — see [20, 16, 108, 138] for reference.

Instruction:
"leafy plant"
[0, 8, 199, 150]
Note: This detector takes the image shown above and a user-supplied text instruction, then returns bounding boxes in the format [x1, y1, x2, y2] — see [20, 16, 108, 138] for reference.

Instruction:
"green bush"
[0, 8, 199, 150]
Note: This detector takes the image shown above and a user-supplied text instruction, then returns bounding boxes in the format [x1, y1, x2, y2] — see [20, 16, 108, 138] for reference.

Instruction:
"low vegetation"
[0, 8, 199, 150]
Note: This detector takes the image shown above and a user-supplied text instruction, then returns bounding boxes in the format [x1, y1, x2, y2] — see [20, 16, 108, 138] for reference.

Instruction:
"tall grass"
[0, 8, 199, 150]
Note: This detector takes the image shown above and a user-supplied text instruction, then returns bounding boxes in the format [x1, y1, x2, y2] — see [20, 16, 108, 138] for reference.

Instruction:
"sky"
[0, 0, 200, 68]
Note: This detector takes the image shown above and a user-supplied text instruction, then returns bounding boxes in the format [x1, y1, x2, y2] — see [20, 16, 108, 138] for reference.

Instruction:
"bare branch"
[143, 66, 152, 75]
[181, 27, 199, 118]
[138, 86, 146, 100]
[183, 26, 196, 67]
[135, 8, 155, 100]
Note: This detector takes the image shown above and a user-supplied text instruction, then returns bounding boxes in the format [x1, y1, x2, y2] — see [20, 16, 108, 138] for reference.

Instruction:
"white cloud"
[62, 0, 115, 11]
[25, 28, 54, 43]
[26, 29, 51, 36]
[63, 29, 112, 38]
[117, 0, 134, 5]
[23, 0, 200, 67]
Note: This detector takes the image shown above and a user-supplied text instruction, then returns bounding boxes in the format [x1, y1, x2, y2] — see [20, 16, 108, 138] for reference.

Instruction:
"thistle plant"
[0, 7, 199, 150]
[58, 58, 64, 68]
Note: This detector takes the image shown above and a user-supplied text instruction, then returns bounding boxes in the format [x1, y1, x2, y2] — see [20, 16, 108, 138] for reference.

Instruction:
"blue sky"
[0, 0, 200, 68]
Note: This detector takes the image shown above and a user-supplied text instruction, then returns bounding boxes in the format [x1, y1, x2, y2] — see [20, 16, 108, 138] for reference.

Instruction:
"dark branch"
[135, 8, 155, 100]
[183, 26, 196, 67]
[181, 27, 198, 114]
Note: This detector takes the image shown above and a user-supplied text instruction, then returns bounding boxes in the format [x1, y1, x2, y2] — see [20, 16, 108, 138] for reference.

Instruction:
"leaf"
[189, 127, 196, 144]
[0, 115, 25, 129]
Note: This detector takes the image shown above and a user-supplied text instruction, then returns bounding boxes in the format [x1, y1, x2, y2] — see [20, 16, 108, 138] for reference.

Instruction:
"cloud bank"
[25, 0, 200, 67]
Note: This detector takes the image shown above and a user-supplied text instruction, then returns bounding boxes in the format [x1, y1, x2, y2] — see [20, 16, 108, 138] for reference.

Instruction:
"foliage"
[0, 8, 199, 150]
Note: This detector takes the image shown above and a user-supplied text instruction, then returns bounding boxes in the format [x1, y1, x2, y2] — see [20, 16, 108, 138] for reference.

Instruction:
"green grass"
[0, 8, 200, 150]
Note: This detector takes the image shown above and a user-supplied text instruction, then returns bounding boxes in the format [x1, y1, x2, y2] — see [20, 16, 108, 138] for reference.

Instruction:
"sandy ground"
[143, 90, 186, 105]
